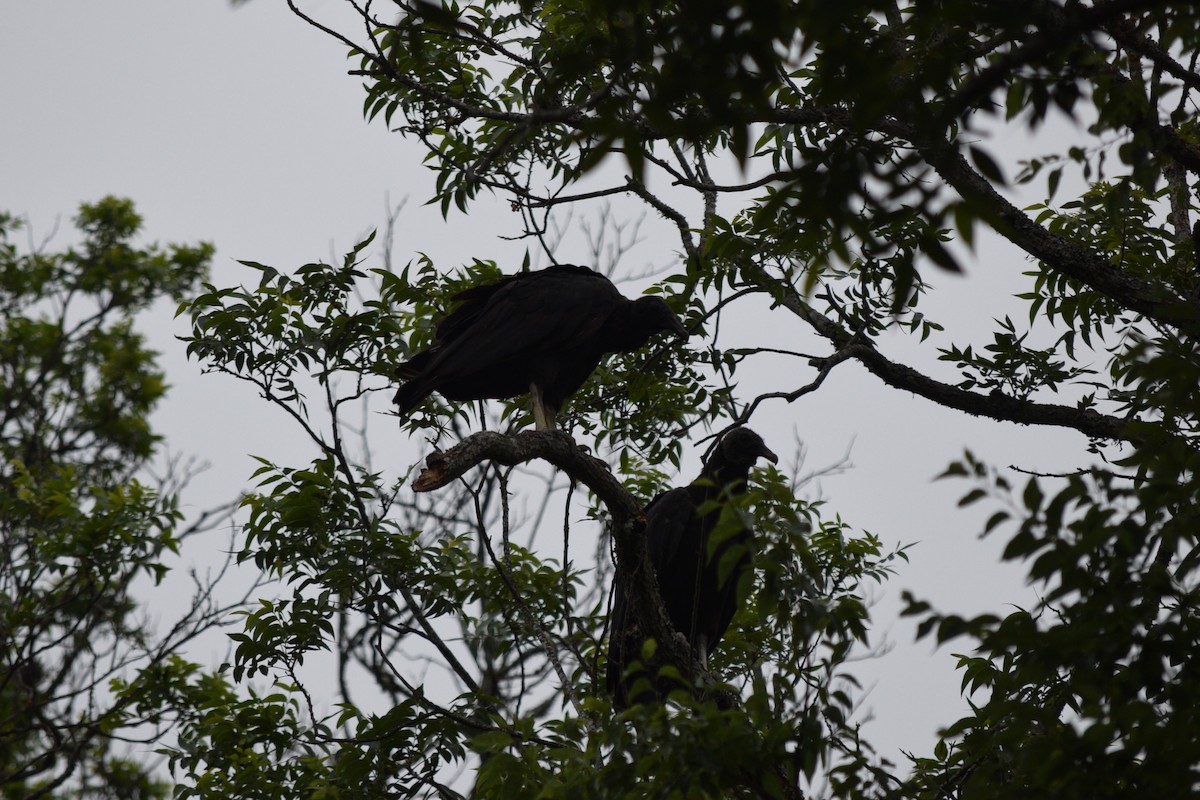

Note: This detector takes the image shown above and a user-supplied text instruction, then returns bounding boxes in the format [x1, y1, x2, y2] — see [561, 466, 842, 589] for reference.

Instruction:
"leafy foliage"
[171, 231, 905, 796]
[0, 199, 221, 799]
[155, 0, 1200, 796]
[905, 448, 1200, 798]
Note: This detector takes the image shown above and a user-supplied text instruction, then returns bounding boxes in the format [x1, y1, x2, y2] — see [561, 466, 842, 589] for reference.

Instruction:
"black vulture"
[394, 264, 687, 430]
[606, 427, 778, 708]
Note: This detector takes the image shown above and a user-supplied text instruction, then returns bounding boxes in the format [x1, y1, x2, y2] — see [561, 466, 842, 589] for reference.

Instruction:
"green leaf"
[969, 145, 1007, 185]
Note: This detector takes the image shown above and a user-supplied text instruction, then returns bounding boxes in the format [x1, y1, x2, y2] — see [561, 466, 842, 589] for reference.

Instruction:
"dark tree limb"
[1104, 16, 1200, 93]
[893, 125, 1200, 337]
[412, 430, 698, 690]
[413, 432, 635, 510]
[763, 105, 1200, 337]
[938, 0, 1177, 123]
[740, 262, 1144, 443]
[842, 343, 1135, 441]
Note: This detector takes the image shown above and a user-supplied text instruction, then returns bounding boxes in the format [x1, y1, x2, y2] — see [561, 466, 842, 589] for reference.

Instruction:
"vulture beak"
[759, 444, 779, 465]
[670, 315, 690, 340]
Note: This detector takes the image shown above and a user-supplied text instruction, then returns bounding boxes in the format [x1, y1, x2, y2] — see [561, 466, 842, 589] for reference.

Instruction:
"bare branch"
[909, 128, 1200, 335]
[412, 430, 697, 687]
[740, 261, 1145, 443]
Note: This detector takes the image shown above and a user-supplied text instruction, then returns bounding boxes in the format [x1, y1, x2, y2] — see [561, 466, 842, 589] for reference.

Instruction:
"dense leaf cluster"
[19, 0, 1194, 797]
[274, 0, 1200, 796]
[0, 199, 216, 799]
[168, 229, 902, 796]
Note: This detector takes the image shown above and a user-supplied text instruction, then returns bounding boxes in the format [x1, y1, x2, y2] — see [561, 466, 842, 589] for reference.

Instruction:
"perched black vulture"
[606, 427, 778, 707]
[394, 264, 687, 430]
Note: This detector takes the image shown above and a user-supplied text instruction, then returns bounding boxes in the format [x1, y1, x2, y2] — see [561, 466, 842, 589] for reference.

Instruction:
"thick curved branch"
[911, 131, 1200, 336]
[413, 431, 636, 510]
[412, 431, 697, 687]
[740, 263, 1145, 443]
[941, 0, 1176, 122]
[769, 100, 1200, 336]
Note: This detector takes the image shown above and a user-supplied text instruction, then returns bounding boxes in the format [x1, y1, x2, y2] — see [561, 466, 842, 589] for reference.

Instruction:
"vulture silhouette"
[606, 427, 778, 708]
[394, 264, 687, 430]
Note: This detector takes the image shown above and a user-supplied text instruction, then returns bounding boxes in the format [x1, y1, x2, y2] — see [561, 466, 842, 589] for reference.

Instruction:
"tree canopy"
[0, 198, 246, 799]
[34, 1, 1200, 798]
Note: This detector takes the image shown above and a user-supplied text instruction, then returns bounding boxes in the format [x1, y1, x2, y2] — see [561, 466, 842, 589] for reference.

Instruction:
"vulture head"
[705, 427, 779, 479]
[609, 296, 689, 352]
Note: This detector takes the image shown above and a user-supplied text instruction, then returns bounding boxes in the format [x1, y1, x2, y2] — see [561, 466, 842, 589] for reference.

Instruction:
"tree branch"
[910, 129, 1200, 336]
[767, 101, 1200, 336]
[842, 343, 1134, 441]
[740, 262, 1144, 443]
[1104, 17, 1200, 94]
[940, 0, 1176, 122]
[412, 431, 697, 688]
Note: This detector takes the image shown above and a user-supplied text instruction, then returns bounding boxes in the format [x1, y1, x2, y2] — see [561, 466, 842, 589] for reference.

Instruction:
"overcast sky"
[1, 0, 1098, 771]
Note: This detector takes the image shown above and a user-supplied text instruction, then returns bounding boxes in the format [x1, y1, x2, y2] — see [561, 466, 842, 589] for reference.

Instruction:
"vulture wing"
[606, 487, 698, 708]
[433, 268, 617, 373]
[394, 266, 623, 417]
[605, 428, 776, 707]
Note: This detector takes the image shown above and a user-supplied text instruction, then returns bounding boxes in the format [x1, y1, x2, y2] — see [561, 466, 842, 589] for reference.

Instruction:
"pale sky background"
[1, 0, 1098, 776]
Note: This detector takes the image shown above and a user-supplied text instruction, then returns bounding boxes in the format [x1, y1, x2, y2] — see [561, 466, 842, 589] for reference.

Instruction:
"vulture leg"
[530, 383, 556, 431]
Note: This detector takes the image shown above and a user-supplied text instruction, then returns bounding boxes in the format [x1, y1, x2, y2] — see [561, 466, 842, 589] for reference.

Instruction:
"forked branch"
[412, 430, 697, 689]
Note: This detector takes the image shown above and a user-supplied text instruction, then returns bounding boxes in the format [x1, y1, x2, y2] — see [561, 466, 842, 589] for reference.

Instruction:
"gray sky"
[1, 0, 1095, 773]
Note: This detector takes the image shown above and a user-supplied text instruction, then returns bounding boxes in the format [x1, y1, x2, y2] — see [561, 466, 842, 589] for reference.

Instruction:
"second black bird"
[607, 427, 778, 707]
